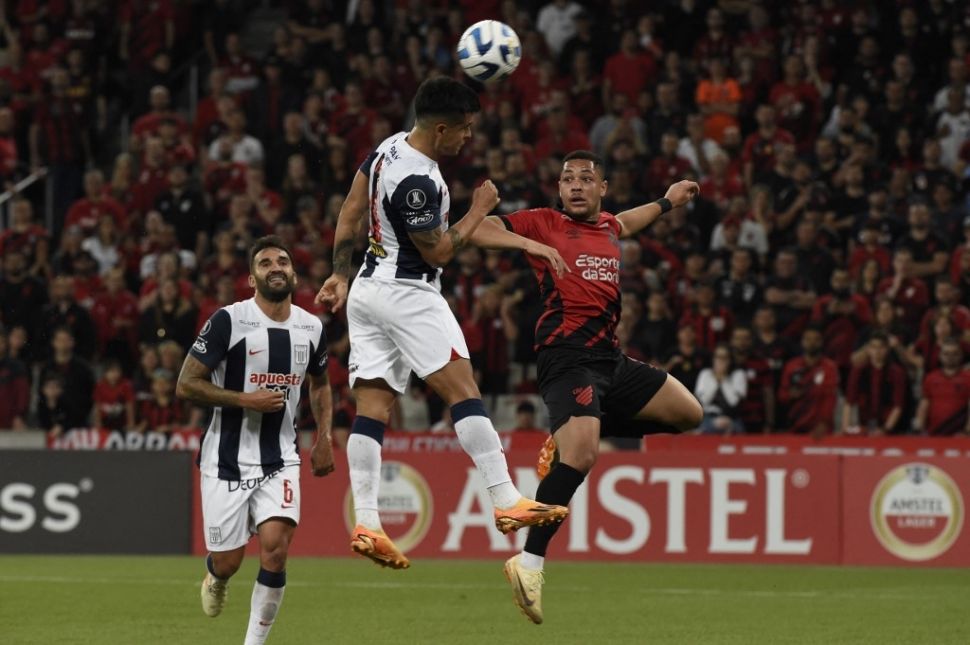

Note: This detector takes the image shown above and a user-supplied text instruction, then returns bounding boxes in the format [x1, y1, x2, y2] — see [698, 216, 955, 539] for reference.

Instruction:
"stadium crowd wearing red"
[0, 0, 969, 437]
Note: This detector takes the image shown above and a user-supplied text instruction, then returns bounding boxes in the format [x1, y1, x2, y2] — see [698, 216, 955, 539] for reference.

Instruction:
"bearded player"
[468, 150, 704, 623]
[177, 236, 335, 645]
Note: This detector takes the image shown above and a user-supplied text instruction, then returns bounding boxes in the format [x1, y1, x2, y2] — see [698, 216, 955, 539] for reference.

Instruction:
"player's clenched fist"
[664, 180, 700, 208]
[241, 388, 286, 412]
[471, 180, 501, 214]
[310, 438, 335, 477]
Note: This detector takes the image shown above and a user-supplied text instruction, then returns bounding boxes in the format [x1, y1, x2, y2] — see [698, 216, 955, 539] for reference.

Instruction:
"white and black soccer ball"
[457, 20, 521, 84]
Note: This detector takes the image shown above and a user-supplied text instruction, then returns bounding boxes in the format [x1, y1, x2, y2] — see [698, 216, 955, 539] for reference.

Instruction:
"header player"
[316, 77, 570, 569]
[469, 150, 703, 624]
[176, 235, 334, 645]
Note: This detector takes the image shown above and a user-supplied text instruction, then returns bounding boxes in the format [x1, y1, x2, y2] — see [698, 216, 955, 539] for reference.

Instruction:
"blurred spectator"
[118, 0, 174, 73]
[92, 360, 136, 431]
[716, 248, 761, 326]
[694, 343, 747, 434]
[634, 291, 676, 365]
[0, 329, 29, 430]
[65, 168, 127, 237]
[936, 88, 970, 168]
[30, 67, 90, 225]
[589, 93, 646, 159]
[843, 332, 907, 435]
[769, 55, 821, 151]
[764, 248, 816, 337]
[920, 277, 970, 342]
[266, 111, 322, 191]
[38, 327, 94, 430]
[247, 54, 301, 142]
[730, 326, 775, 434]
[778, 326, 839, 437]
[134, 369, 183, 433]
[536, 0, 583, 58]
[877, 247, 929, 339]
[914, 339, 970, 435]
[155, 163, 209, 258]
[510, 400, 544, 433]
[131, 86, 188, 147]
[91, 267, 139, 371]
[695, 57, 740, 144]
[0, 196, 50, 277]
[896, 201, 950, 279]
[664, 325, 709, 392]
[810, 267, 873, 373]
[603, 28, 657, 106]
[647, 81, 685, 152]
[39, 274, 97, 361]
[81, 214, 123, 275]
[645, 130, 691, 196]
[463, 285, 516, 395]
[742, 104, 794, 188]
[208, 108, 263, 165]
[203, 0, 245, 67]
[36, 374, 70, 435]
[0, 250, 48, 359]
[138, 276, 198, 350]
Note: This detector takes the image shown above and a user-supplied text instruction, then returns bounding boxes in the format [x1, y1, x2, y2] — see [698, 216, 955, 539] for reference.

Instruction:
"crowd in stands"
[1, 0, 969, 439]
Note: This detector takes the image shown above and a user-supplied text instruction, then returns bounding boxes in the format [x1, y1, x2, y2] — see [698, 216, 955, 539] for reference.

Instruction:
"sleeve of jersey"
[188, 308, 231, 370]
[498, 209, 545, 240]
[307, 325, 329, 376]
[390, 174, 442, 232]
[358, 150, 378, 178]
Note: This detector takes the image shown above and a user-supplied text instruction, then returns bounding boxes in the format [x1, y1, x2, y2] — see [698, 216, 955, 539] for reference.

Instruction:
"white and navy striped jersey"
[188, 298, 328, 481]
[357, 131, 450, 286]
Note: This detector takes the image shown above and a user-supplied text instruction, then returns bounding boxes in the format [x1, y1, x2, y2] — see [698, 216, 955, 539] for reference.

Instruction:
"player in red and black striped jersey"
[468, 150, 703, 624]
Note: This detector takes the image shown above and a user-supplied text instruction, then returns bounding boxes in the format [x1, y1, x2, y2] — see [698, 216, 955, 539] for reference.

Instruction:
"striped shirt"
[357, 131, 451, 286]
[189, 298, 328, 480]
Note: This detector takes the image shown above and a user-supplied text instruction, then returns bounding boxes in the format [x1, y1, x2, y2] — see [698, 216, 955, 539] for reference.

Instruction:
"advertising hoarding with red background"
[191, 451, 844, 564]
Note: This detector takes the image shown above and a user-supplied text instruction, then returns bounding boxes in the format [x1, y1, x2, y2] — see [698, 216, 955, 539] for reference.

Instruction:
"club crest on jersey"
[294, 344, 308, 365]
[406, 188, 427, 209]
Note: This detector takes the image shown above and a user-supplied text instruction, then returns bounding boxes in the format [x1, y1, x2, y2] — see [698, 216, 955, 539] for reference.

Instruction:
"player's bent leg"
[633, 373, 704, 432]
[201, 547, 244, 618]
[242, 518, 295, 645]
[509, 417, 598, 623]
[425, 359, 568, 533]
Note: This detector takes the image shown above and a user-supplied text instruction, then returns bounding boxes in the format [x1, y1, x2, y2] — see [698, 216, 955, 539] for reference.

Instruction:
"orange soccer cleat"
[494, 497, 568, 535]
[350, 525, 411, 569]
[536, 436, 558, 480]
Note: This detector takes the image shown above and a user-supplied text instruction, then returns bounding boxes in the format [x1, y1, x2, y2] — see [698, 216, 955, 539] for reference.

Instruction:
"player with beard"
[177, 235, 335, 645]
[467, 150, 703, 623]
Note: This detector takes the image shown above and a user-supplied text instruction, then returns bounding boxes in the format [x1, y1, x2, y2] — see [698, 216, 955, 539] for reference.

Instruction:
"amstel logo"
[870, 463, 964, 562]
[344, 461, 433, 552]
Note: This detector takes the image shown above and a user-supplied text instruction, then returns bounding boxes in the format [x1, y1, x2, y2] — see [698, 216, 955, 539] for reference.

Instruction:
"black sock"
[524, 463, 586, 557]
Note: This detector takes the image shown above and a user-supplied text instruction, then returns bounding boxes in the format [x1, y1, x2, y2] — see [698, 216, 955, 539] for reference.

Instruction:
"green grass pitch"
[0, 556, 966, 644]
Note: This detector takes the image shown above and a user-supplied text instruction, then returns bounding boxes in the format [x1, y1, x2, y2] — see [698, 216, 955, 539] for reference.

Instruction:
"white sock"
[244, 580, 285, 645]
[347, 433, 383, 529]
[453, 413, 521, 509]
[520, 551, 545, 571]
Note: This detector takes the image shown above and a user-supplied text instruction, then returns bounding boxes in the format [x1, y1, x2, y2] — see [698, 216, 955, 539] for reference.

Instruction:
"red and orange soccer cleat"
[493, 497, 568, 535]
[350, 525, 411, 569]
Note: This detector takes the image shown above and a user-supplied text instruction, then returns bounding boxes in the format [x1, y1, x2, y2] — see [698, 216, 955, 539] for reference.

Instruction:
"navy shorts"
[537, 346, 668, 434]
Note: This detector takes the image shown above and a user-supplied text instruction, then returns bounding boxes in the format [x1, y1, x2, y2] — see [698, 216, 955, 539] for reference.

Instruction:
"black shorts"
[537, 346, 668, 434]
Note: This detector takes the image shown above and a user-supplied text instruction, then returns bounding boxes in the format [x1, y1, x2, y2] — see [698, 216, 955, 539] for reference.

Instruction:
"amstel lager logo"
[344, 461, 433, 552]
[870, 463, 964, 562]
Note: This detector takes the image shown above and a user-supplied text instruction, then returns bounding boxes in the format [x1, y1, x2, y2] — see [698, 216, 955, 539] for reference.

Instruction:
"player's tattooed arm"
[176, 355, 284, 412]
[409, 180, 500, 266]
[331, 170, 370, 279]
[307, 371, 335, 476]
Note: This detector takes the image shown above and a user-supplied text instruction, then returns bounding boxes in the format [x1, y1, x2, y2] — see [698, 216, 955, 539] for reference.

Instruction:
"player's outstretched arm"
[307, 371, 335, 476]
[176, 355, 285, 412]
[315, 169, 369, 312]
[409, 180, 500, 266]
[616, 179, 700, 239]
[469, 217, 569, 277]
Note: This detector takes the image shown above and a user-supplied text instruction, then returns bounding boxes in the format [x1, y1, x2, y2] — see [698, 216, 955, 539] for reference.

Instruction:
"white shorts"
[347, 277, 469, 393]
[201, 465, 300, 552]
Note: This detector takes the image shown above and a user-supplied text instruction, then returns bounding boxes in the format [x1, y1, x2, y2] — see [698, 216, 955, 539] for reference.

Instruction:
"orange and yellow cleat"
[350, 525, 411, 569]
[494, 497, 568, 534]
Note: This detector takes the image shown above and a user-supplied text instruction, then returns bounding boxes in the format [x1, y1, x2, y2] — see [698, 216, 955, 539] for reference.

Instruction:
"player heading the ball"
[315, 77, 570, 569]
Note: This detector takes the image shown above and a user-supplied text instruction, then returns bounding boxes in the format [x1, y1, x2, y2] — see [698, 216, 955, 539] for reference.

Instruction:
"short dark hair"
[249, 235, 293, 272]
[414, 77, 480, 125]
[563, 150, 605, 175]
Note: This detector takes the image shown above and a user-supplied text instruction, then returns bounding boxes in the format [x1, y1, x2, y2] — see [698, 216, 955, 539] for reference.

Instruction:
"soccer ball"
[457, 20, 521, 83]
